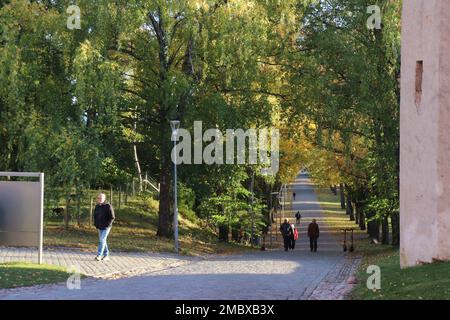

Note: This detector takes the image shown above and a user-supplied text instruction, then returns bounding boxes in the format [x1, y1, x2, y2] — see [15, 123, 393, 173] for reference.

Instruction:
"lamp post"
[271, 191, 279, 243]
[282, 184, 287, 221]
[277, 193, 282, 229]
[277, 184, 287, 227]
[249, 170, 255, 247]
[170, 120, 180, 253]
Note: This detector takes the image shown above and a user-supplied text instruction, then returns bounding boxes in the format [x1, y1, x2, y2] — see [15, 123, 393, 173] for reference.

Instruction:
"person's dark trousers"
[290, 237, 296, 250]
[283, 236, 290, 251]
[309, 236, 318, 252]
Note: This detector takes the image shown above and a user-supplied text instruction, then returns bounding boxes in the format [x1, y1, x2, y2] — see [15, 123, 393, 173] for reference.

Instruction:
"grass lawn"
[0, 262, 70, 289]
[44, 197, 255, 256]
[314, 185, 450, 300]
[349, 244, 450, 300]
[314, 186, 366, 243]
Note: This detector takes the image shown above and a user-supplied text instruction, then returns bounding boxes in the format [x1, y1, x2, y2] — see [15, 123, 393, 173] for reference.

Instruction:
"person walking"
[295, 211, 302, 225]
[279, 219, 293, 252]
[93, 193, 115, 261]
[290, 223, 298, 250]
[293, 192, 296, 201]
[307, 219, 320, 252]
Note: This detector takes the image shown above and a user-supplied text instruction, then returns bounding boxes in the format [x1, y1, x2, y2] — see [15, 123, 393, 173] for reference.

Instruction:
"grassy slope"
[314, 186, 450, 300]
[44, 197, 254, 256]
[0, 263, 70, 289]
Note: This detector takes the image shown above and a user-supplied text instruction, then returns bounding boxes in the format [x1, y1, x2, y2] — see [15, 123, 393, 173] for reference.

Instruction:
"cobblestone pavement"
[0, 247, 198, 279]
[0, 173, 361, 300]
[306, 254, 362, 300]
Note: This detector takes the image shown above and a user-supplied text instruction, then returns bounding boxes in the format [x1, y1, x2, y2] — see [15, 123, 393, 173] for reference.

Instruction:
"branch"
[108, 46, 143, 62]
[168, 40, 186, 67]
[222, 87, 288, 99]
[170, 15, 187, 42]
[121, 88, 148, 102]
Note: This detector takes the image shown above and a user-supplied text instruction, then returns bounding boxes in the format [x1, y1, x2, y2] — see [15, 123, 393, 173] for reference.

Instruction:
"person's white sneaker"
[102, 256, 110, 261]
[95, 256, 102, 261]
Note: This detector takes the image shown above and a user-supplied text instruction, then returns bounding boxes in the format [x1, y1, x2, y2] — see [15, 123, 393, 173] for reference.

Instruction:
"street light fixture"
[277, 184, 287, 222]
[270, 191, 279, 245]
[170, 120, 180, 253]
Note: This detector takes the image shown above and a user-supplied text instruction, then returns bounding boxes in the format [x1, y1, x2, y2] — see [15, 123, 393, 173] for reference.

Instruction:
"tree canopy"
[0, 0, 401, 244]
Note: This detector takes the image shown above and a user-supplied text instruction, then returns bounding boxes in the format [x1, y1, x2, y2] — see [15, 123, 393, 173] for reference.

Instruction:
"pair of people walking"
[279, 219, 299, 251]
[279, 218, 320, 252]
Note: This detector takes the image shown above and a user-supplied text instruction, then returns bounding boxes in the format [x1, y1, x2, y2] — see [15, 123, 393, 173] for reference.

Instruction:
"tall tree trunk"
[391, 210, 400, 246]
[76, 185, 81, 227]
[133, 113, 143, 192]
[157, 121, 172, 238]
[118, 186, 122, 209]
[358, 206, 366, 231]
[330, 185, 337, 195]
[366, 210, 379, 241]
[381, 215, 389, 244]
[133, 144, 143, 192]
[339, 183, 346, 209]
[218, 225, 229, 242]
[347, 197, 355, 220]
[355, 201, 366, 230]
[354, 202, 359, 224]
[64, 198, 70, 230]
[231, 226, 239, 242]
[151, 7, 173, 239]
[89, 195, 93, 227]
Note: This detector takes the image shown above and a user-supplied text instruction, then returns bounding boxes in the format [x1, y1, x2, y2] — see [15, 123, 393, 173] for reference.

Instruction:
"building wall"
[400, 0, 442, 267]
[436, 0, 450, 262]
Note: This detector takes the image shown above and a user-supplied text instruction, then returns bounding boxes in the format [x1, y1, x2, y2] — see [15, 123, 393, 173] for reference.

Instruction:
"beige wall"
[400, 0, 450, 267]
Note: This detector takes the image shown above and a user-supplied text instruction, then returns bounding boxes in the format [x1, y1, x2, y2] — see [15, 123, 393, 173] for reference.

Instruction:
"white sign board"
[0, 172, 44, 264]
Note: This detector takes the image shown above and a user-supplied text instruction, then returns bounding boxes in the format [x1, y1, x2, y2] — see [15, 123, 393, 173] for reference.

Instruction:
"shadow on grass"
[0, 263, 69, 289]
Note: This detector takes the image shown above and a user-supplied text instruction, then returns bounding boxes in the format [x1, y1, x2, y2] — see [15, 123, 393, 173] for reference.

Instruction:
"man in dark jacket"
[93, 193, 115, 261]
[279, 219, 293, 252]
[295, 211, 302, 224]
[307, 219, 320, 252]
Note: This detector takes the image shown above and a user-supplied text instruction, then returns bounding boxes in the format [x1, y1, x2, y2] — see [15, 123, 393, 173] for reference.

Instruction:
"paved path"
[0, 247, 197, 279]
[0, 173, 360, 300]
[289, 174, 344, 251]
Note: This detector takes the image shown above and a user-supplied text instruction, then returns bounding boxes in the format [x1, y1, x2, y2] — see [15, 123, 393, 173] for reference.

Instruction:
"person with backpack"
[279, 219, 293, 252]
[295, 211, 302, 225]
[290, 223, 298, 250]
